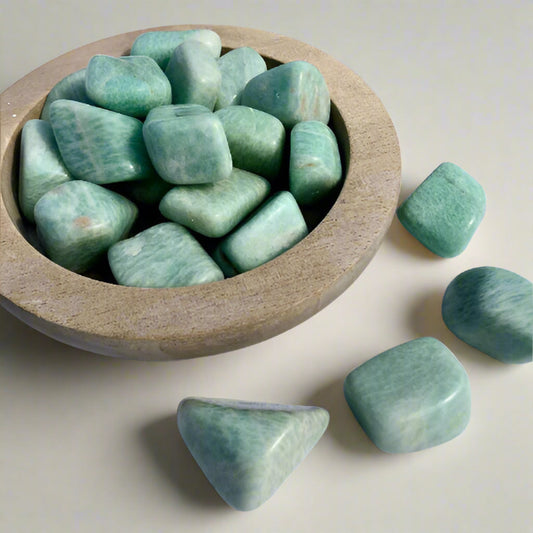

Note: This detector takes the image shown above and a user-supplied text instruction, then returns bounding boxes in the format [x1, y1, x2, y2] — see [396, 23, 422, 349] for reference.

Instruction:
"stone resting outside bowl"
[0, 25, 401, 360]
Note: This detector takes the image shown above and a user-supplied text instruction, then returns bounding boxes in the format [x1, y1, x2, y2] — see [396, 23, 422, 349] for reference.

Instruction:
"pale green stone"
[215, 106, 286, 181]
[344, 337, 471, 453]
[18, 119, 73, 223]
[177, 397, 329, 511]
[34, 180, 137, 273]
[108, 222, 223, 288]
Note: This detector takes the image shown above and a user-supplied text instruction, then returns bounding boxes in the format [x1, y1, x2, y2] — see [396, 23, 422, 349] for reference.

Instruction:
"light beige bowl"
[0, 25, 401, 360]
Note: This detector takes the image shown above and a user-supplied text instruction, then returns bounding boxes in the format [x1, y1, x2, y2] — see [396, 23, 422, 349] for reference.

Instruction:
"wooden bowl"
[0, 25, 401, 360]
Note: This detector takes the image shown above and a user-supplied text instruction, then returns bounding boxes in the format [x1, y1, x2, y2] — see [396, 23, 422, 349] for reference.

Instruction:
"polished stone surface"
[177, 397, 329, 511]
[241, 61, 330, 128]
[34, 180, 137, 273]
[396, 162, 486, 257]
[289, 120, 342, 206]
[215, 105, 286, 181]
[18, 119, 72, 223]
[344, 337, 471, 453]
[108, 222, 223, 288]
[443, 267, 532, 364]
[86, 55, 171, 118]
[159, 168, 270, 238]
[116, 174, 173, 206]
[49, 99, 154, 184]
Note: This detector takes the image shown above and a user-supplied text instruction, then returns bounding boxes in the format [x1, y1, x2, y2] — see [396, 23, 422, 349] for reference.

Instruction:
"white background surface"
[1, 1, 532, 532]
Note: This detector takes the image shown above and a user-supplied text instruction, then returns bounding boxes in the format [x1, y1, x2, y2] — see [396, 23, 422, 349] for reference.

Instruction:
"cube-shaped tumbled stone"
[130, 29, 221, 70]
[177, 397, 329, 511]
[219, 191, 308, 273]
[396, 162, 486, 257]
[34, 180, 137, 273]
[18, 119, 73, 223]
[289, 120, 342, 206]
[165, 40, 221, 110]
[442, 267, 533, 364]
[215, 47, 267, 110]
[159, 168, 271, 238]
[241, 61, 330, 128]
[108, 222, 223, 288]
[143, 104, 232, 184]
[49, 99, 155, 184]
[344, 337, 471, 453]
[215, 106, 286, 181]
[86, 55, 171, 118]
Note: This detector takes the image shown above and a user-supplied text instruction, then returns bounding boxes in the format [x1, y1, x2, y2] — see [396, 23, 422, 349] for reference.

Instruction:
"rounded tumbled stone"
[344, 337, 471, 453]
[442, 267, 532, 364]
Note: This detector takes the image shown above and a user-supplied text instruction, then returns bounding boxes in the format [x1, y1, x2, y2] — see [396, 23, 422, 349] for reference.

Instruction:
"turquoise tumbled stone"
[344, 337, 471, 453]
[159, 168, 271, 238]
[241, 61, 330, 128]
[289, 120, 342, 206]
[215, 106, 286, 181]
[85, 55, 171, 118]
[18, 119, 73, 223]
[130, 29, 222, 70]
[49, 99, 155, 184]
[34, 180, 137, 273]
[177, 397, 329, 511]
[442, 267, 533, 364]
[165, 40, 221, 110]
[215, 47, 267, 110]
[143, 104, 232, 184]
[108, 222, 223, 288]
[219, 191, 308, 273]
[396, 162, 486, 257]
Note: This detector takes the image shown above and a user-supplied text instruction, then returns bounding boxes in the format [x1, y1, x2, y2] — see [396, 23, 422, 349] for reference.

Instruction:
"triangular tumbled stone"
[177, 398, 329, 511]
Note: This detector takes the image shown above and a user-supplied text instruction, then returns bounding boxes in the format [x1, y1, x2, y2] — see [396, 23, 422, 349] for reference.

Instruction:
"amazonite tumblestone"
[143, 104, 232, 184]
[442, 267, 533, 364]
[49, 99, 155, 184]
[177, 397, 329, 511]
[219, 191, 308, 273]
[215, 106, 286, 181]
[34, 180, 137, 273]
[215, 47, 267, 110]
[130, 29, 221, 70]
[85, 55, 171, 118]
[396, 162, 486, 257]
[165, 40, 221, 110]
[159, 168, 271, 238]
[18, 119, 73, 223]
[344, 337, 471, 453]
[289, 121, 342, 206]
[108, 222, 223, 288]
[241, 61, 330, 128]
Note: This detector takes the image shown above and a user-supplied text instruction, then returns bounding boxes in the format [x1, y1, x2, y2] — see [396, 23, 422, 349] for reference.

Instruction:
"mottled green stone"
[116, 174, 173, 206]
[396, 162, 486, 257]
[85, 55, 171, 118]
[143, 104, 232, 184]
[49, 99, 155, 184]
[18, 119, 73, 223]
[34, 180, 137, 273]
[442, 267, 532, 364]
[177, 397, 329, 511]
[289, 120, 342, 206]
[241, 61, 330, 128]
[215, 47, 267, 110]
[220, 191, 308, 273]
[130, 29, 221, 70]
[108, 222, 223, 288]
[215, 106, 285, 181]
[344, 337, 471, 453]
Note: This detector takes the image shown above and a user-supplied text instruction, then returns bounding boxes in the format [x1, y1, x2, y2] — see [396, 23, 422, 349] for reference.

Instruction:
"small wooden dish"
[0, 25, 401, 360]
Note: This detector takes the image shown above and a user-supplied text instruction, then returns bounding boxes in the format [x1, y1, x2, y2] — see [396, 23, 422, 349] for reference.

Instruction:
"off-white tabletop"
[1, 2, 532, 532]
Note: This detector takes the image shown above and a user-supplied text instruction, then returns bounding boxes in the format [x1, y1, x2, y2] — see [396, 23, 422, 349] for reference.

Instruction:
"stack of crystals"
[19, 29, 343, 288]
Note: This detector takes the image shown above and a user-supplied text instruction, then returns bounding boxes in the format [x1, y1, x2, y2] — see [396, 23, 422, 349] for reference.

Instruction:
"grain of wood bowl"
[0, 25, 401, 360]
